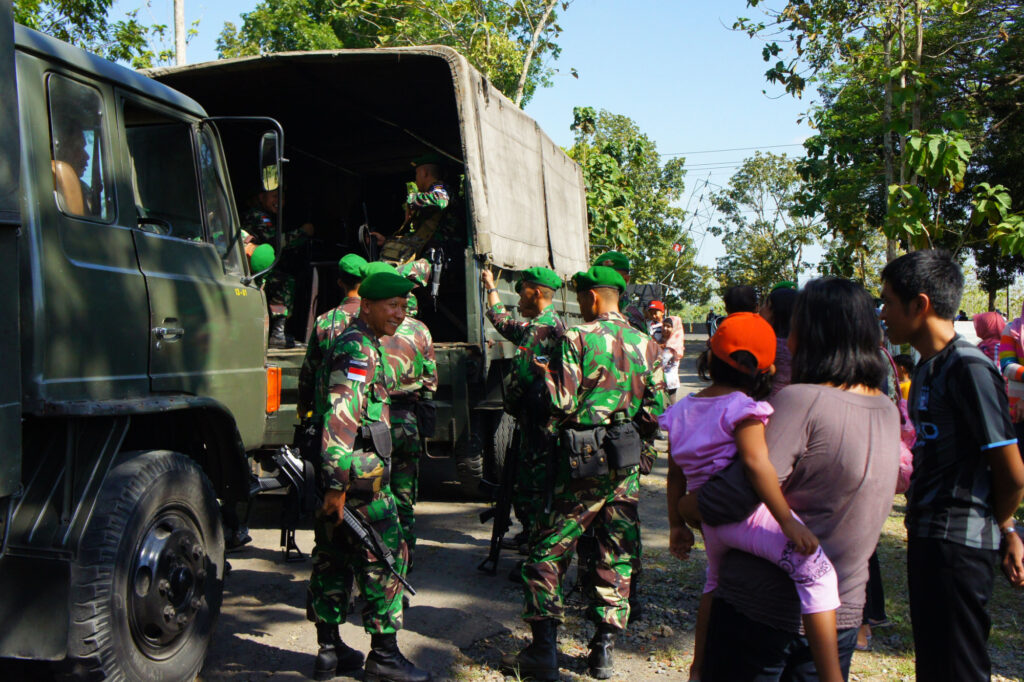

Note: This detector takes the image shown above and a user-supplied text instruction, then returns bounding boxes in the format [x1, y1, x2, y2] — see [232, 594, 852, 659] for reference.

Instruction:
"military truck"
[149, 47, 591, 493]
[0, 5, 290, 678]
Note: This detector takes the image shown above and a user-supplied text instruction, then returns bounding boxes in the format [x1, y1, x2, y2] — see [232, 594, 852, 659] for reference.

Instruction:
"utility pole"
[174, 0, 186, 65]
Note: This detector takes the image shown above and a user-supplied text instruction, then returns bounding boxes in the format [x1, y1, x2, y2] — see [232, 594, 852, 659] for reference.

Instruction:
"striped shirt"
[998, 324, 1024, 409]
[906, 335, 1017, 550]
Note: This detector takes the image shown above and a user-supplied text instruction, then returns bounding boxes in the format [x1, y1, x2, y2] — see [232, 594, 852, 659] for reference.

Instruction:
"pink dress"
[659, 392, 840, 614]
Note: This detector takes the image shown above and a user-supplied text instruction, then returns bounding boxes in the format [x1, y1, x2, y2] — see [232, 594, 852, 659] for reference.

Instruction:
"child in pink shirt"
[662, 312, 842, 682]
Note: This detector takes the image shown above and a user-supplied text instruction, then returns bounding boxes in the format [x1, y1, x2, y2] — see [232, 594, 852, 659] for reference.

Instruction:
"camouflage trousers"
[522, 464, 640, 631]
[512, 423, 550, 546]
[265, 269, 295, 318]
[307, 490, 408, 635]
[390, 407, 422, 558]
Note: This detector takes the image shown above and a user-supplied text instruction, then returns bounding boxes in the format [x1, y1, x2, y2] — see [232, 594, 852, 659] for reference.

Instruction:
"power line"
[661, 143, 804, 157]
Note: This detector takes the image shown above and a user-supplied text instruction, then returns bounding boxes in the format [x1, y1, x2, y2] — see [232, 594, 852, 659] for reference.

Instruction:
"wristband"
[1000, 525, 1019, 539]
[486, 288, 498, 295]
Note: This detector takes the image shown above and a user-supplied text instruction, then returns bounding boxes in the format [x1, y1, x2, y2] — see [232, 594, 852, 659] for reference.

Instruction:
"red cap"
[648, 300, 665, 311]
[709, 312, 776, 374]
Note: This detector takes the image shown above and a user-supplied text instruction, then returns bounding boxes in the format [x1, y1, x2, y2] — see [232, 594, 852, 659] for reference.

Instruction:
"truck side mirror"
[259, 131, 280, 191]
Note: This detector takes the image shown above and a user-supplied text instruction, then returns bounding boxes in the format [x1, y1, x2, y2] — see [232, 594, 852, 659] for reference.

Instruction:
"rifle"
[428, 247, 444, 310]
[477, 421, 521, 575]
[342, 504, 416, 595]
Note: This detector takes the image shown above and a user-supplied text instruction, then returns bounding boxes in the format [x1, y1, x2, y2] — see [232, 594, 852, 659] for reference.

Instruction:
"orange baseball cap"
[709, 312, 777, 374]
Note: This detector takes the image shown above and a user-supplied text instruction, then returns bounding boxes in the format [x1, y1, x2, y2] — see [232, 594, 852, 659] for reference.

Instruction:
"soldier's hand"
[531, 356, 550, 376]
[480, 267, 495, 290]
[321, 489, 346, 524]
[369, 231, 386, 247]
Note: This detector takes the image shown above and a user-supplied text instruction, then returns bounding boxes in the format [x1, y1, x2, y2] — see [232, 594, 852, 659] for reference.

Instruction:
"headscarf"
[662, 315, 685, 359]
[983, 308, 1013, 363]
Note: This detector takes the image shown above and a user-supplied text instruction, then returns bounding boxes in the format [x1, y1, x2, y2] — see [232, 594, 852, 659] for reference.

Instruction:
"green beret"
[515, 266, 563, 293]
[412, 152, 445, 167]
[338, 253, 368, 279]
[771, 280, 796, 291]
[406, 293, 419, 318]
[250, 243, 276, 273]
[360, 272, 414, 301]
[572, 266, 627, 294]
[363, 261, 400, 277]
[592, 250, 631, 273]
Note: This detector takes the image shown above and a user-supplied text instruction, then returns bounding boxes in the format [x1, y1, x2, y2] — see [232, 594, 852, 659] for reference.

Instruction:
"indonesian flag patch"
[347, 359, 369, 382]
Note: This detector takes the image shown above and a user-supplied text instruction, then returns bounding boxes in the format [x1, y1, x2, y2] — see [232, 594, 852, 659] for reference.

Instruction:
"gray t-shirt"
[702, 383, 900, 632]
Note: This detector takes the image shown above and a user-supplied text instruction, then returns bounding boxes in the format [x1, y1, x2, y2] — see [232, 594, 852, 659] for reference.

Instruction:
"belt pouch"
[562, 427, 609, 479]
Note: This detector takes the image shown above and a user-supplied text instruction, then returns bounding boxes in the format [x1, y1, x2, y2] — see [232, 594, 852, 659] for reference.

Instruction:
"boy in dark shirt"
[880, 250, 1024, 682]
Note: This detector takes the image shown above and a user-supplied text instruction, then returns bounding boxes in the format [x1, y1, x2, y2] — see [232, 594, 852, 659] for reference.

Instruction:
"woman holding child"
[669, 278, 901, 681]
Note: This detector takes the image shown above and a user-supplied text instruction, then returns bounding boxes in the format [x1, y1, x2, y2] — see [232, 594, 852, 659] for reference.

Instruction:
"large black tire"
[66, 451, 225, 682]
[486, 412, 517, 482]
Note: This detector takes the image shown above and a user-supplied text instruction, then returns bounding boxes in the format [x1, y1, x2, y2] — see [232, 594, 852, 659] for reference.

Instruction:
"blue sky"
[114, 0, 817, 268]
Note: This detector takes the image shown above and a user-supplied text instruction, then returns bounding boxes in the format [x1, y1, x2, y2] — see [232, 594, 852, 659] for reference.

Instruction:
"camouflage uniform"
[297, 297, 363, 419]
[380, 311, 437, 560]
[241, 207, 307, 317]
[307, 318, 407, 634]
[485, 302, 566, 543]
[523, 312, 664, 631]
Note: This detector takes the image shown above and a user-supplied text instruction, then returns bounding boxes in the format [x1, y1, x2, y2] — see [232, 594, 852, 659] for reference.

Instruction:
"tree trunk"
[513, 0, 560, 107]
[989, 288, 997, 312]
[883, 17, 898, 262]
[174, 0, 186, 66]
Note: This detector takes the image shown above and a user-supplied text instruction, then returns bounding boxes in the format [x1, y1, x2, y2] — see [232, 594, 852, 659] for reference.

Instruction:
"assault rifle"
[343, 504, 416, 595]
[477, 420, 520, 575]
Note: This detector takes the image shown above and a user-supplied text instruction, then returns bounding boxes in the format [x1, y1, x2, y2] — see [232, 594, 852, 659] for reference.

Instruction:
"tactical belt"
[561, 420, 642, 479]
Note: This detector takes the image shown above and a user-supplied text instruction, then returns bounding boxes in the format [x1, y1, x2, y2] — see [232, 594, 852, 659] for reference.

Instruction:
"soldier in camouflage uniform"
[297, 253, 367, 422]
[241, 187, 313, 347]
[381, 292, 437, 566]
[370, 155, 457, 263]
[307, 272, 431, 682]
[503, 266, 665, 681]
[590, 251, 658, 623]
[480, 265, 566, 555]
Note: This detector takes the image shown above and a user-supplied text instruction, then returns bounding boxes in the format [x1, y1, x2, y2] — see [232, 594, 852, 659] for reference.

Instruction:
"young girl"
[663, 312, 843, 682]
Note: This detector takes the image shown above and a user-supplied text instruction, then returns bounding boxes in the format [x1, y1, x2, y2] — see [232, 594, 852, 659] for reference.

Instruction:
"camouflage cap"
[250, 243, 276, 273]
[572, 266, 627, 294]
[338, 253, 368, 279]
[592, 250, 631, 273]
[363, 261, 400, 277]
[515, 266, 563, 293]
[360, 272, 414, 301]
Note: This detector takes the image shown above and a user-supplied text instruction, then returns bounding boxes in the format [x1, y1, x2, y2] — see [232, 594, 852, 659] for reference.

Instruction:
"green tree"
[14, 0, 183, 68]
[711, 151, 820, 293]
[566, 106, 712, 307]
[217, 0, 569, 106]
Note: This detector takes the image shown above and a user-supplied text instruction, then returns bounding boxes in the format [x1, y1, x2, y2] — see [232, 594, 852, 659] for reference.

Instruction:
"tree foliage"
[217, 0, 568, 106]
[14, 0, 187, 68]
[737, 1, 1024, 278]
[711, 151, 820, 293]
[566, 107, 712, 307]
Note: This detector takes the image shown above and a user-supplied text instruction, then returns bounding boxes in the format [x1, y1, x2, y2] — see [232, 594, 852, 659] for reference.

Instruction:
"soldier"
[592, 251, 646, 331]
[241, 187, 314, 347]
[503, 266, 665, 681]
[370, 154, 455, 264]
[297, 253, 368, 424]
[480, 265, 566, 557]
[381, 291, 437, 569]
[307, 272, 431, 682]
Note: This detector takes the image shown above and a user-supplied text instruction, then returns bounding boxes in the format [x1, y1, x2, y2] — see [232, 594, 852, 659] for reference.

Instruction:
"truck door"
[118, 96, 267, 448]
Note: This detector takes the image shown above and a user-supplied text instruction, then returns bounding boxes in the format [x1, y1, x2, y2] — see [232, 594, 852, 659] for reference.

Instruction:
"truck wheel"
[66, 451, 224, 681]
[487, 412, 516, 481]
[455, 452, 485, 499]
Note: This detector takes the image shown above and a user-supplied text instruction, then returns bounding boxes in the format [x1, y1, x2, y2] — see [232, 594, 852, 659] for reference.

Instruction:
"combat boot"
[627, 564, 643, 624]
[364, 633, 431, 682]
[587, 624, 617, 680]
[269, 315, 291, 348]
[313, 622, 365, 680]
[500, 618, 558, 681]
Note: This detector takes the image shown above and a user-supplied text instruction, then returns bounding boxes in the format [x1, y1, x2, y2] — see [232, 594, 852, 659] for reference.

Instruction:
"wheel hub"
[129, 511, 207, 658]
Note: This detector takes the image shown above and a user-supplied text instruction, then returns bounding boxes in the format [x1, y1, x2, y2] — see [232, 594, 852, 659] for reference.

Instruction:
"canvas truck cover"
[146, 46, 590, 277]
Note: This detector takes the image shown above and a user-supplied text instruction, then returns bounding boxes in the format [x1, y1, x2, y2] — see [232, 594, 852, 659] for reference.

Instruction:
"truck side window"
[47, 74, 114, 221]
[198, 125, 243, 273]
[123, 101, 204, 241]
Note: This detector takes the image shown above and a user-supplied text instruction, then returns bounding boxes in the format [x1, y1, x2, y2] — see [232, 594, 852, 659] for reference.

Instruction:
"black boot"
[627, 562, 643, 624]
[500, 619, 559, 681]
[587, 624, 617, 680]
[364, 633, 431, 682]
[313, 622, 365, 680]
[269, 315, 292, 348]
